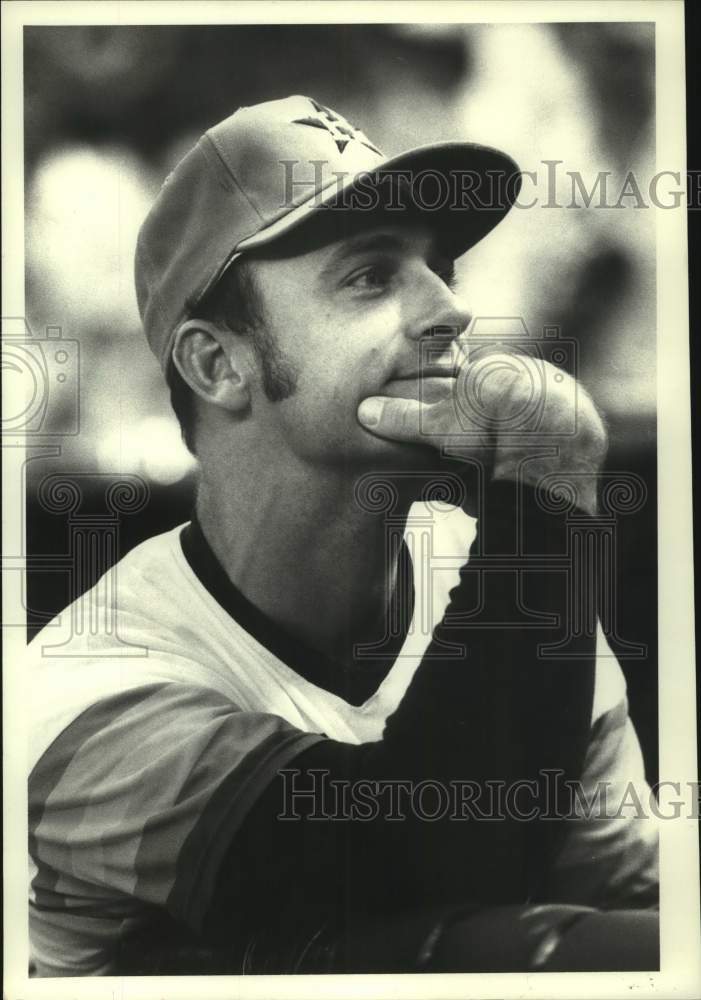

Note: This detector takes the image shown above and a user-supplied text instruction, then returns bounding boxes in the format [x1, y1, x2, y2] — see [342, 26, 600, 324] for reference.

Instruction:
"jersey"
[26, 502, 657, 976]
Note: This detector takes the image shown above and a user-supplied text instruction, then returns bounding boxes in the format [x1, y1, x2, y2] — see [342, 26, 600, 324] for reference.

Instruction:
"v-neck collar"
[179, 516, 415, 707]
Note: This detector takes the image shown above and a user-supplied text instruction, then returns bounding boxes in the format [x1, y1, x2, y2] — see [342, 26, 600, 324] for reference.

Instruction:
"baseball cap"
[135, 95, 521, 369]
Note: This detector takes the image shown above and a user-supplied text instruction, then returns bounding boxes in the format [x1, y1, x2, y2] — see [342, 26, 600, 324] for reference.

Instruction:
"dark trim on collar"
[180, 516, 414, 707]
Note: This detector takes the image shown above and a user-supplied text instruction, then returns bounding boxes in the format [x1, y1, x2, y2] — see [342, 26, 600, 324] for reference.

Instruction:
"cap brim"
[235, 141, 521, 259]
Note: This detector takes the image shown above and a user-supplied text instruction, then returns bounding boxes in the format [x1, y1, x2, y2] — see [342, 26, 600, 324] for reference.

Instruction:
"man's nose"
[406, 277, 472, 344]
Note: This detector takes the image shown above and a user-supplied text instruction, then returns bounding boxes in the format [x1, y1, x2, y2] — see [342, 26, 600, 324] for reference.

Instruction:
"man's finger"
[357, 395, 432, 442]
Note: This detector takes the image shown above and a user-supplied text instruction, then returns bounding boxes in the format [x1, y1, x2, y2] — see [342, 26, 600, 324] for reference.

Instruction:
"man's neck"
[195, 460, 414, 668]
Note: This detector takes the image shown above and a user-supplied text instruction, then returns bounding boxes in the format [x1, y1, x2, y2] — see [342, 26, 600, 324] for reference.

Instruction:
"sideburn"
[250, 323, 299, 403]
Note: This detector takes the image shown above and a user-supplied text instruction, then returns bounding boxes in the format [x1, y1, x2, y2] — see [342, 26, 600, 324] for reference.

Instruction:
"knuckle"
[398, 400, 413, 434]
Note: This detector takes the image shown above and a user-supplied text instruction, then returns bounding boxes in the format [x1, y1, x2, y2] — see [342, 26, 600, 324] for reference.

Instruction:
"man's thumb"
[357, 396, 425, 441]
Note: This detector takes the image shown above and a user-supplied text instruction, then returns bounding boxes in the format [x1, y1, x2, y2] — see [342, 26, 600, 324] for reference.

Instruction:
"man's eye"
[346, 263, 394, 292]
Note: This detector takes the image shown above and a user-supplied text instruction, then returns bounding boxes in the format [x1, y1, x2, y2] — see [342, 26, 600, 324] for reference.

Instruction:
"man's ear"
[171, 319, 251, 413]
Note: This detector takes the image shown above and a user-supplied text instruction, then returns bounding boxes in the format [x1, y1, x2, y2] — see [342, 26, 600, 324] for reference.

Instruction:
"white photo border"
[2, 1, 698, 998]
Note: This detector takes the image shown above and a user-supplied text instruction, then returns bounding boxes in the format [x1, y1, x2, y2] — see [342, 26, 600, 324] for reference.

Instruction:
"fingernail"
[358, 398, 384, 427]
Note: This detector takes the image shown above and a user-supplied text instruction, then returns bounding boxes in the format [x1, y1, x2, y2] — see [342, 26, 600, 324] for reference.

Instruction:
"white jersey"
[28, 502, 626, 770]
[26, 502, 655, 976]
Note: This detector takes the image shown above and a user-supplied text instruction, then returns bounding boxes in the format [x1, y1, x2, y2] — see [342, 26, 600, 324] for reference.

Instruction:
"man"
[27, 96, 658, 976]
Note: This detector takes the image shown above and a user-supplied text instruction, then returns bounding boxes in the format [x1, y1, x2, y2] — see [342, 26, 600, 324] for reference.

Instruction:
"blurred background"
[21, 22, 658, 779]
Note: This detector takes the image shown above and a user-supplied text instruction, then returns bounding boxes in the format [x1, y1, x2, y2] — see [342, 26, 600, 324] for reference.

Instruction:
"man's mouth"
[383, 367, 457, 403]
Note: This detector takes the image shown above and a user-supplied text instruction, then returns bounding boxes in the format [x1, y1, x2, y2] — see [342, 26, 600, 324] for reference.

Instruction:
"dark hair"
[167, 260, 263, 455]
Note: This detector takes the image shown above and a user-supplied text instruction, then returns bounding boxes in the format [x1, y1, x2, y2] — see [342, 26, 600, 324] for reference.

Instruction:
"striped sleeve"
[546, 697, 659, 908]
[29, 682, 324, 935]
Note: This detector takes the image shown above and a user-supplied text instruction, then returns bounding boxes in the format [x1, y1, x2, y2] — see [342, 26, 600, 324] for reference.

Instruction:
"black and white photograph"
[2, 1, 698, 997]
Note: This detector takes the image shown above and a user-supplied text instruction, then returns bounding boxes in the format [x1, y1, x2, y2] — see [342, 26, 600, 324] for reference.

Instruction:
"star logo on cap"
[293, 99, 382, 155]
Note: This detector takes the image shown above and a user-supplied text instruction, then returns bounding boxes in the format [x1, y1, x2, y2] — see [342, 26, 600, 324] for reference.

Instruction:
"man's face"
[244, 219, 472, 471]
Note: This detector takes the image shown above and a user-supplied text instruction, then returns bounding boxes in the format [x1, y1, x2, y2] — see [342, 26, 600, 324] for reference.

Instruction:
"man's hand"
[358, 351, 608, 515]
